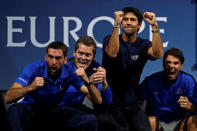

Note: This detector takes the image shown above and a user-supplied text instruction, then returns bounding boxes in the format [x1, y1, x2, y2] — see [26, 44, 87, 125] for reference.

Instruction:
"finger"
[93, 68, 97, 71]
[92, 79, 103, 82]
[92, 74, 104, 79]
[92, 80, 103, 84]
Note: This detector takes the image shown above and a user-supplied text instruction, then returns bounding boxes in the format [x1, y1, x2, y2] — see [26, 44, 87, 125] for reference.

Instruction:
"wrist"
[114, 22, 120, 28]
[152, 29, 160, 33]
[190, 103, 196, 112]
[85, 78, 92, 87]
[151, 25, 159, 33]
[101, 80, 108, 91]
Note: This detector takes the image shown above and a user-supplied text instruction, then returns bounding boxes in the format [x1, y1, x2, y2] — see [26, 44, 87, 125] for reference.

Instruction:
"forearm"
[151, 25, 163, 58]
[87, 84, 102, 104]
[101, 79, 108, 92]
[189, 103, 196, 113]
[101, 85, 112, 104]
[105, 26, 120, 57]
[5, 85, 32, 103]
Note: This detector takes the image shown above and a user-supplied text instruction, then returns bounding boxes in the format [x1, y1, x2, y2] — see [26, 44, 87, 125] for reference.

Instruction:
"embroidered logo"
[60, 86, 64, 91]
[153, 91, 159, 95]
[131, 55, 139, 61]
[176, 88, 183, 95]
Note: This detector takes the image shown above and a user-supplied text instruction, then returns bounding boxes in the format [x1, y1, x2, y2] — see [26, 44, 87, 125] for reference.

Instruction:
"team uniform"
[59, 57, 112, 106]
[140, 71, 197, 124]
[51, 57, 112, 131]
[7, 60, 85, 131]
[102, 34, 152, 131]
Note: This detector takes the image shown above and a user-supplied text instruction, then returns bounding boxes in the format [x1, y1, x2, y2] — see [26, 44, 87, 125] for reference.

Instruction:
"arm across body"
[75, 68, 102, 104]
[5, 77, 45, 103]
[178, 96, 196, 113]
[90, 67, 112, 104]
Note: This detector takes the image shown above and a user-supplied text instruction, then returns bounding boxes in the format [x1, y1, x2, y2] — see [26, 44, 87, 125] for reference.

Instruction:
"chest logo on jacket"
[176, 88, 183, 95]
[131, 55, 139, 61]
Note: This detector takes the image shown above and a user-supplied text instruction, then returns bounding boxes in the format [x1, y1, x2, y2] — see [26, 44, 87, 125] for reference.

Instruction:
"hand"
[143, 12, 158, 27]
[75, 68, 89, 84]
[114, 11, 124, 26]
[30, 77, 45, 91]
[178, 96, 194, 111]
[90, 67, 108, 91]
[90, 67, 105, 83]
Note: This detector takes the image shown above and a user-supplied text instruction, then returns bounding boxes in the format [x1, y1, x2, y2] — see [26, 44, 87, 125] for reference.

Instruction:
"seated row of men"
[4, 6, 197, 131]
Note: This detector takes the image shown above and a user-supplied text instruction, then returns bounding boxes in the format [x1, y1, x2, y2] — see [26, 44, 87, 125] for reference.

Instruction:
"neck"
[163, 72, 178, 84]
[48, 71, 60, 81]
[122, 33, 137, 43]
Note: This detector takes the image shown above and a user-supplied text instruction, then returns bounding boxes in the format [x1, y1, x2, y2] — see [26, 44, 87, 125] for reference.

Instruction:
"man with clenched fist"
[139, 48, 197, 131]
[5, 41, 92, 131]
[102, 6, 164, 130]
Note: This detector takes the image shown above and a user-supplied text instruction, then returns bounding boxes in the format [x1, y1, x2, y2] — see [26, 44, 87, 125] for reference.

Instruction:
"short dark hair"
[163, 48, 185, 64]
[75, 36, 97, 56]
[46, 41, 68, 57]
[122, 6, 143, 24]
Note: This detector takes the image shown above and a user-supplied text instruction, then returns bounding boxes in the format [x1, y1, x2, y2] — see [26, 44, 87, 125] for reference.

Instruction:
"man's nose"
[169, 63, 174, 68]
[81, 54, 86, 59]
[52, 58, 57, 64]
[126, 20, 132, 24]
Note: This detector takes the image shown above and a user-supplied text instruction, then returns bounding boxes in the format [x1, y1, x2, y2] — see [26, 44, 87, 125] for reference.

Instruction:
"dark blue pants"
[7, 103, 97, 131]
[7, 103, 51, 131]
[108, 101, 151, 131]
[51, 104, 97, 131]
[95, 101, 151, 131]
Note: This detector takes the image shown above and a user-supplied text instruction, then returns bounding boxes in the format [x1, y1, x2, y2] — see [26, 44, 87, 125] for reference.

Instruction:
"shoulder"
[180, 71, 196, 83]
[23, 60, 46, 72]
[89, 60, 100, 68]
[136, 37, 152, 48]
[144, 71, 163, 83]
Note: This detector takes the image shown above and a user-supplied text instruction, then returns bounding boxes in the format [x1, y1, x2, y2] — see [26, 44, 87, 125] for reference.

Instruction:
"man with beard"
[139, 48, 197, 131]
[102, 7, 163, 130]
[51, 36, 112, 131]
[5, 41, 97, 131]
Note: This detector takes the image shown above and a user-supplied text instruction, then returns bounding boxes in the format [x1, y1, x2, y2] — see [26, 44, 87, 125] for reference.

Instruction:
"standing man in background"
[102, 6, 163, 130]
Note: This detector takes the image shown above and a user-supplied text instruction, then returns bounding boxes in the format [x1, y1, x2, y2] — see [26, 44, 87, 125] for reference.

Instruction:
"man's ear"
[137, 22, 142, 31]
[180, 63, 184, 69]
[45, 54, 47, 61]
[73, 51, 76, 58]
[64, 56, 68, 64]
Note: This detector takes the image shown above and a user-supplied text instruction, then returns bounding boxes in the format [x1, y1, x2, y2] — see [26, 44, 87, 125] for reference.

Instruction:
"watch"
[86, 78, 92, 87]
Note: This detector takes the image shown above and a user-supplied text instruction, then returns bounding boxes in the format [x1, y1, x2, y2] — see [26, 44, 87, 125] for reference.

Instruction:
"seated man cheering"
[139, 48, 197, 131]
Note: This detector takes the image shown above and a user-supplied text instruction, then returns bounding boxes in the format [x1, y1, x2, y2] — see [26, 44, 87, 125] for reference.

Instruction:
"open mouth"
[168, 70, 176, 78]
[50, 66, 57, 73]
[78, 61, 87, 68]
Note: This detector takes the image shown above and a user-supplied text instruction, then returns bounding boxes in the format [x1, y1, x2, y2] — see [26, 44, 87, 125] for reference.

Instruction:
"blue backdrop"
[0, 0, 196, 90]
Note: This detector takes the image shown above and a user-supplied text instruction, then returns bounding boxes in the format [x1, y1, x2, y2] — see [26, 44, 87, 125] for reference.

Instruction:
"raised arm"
[105, 11, 124, 57]
[5, 77, 45, 103]
[144, 12, 163, 58]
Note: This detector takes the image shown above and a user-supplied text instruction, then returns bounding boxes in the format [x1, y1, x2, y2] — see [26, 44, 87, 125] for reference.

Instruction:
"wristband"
[113, 25, 120, 28]
[152, 29, 160, 33]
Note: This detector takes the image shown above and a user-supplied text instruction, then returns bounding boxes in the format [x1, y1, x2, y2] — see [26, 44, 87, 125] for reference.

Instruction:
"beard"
[48, 66, 61, 81]
[122, 27, 135, 38]
[125, 32, 134, 38]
